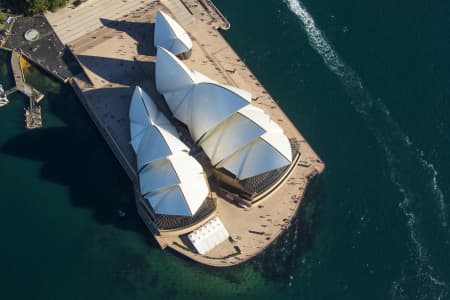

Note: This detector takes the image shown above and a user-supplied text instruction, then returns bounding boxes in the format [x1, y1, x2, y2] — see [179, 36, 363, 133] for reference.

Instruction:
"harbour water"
[1, 0, 449, 299]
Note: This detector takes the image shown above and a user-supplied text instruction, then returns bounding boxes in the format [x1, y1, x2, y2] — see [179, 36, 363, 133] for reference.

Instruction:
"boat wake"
[381, 139, 448, 299]
[416, 149, 448, 228]
[284, 0, 448, 297]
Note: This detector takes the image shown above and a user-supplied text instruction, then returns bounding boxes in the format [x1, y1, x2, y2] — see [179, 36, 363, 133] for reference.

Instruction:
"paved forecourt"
[46, 0, 324, 266]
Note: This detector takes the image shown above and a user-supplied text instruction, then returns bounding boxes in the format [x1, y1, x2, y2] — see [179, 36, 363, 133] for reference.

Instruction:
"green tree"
[6, 0, 70, 15]
[49, 0, 70, 11]
[25, 0, 49, 15]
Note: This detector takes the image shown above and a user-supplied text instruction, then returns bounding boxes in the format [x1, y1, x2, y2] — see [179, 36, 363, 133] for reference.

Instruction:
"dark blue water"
[1, 0, 449, 299]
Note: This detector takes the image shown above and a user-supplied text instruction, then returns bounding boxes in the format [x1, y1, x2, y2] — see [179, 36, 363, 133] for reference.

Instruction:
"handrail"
[200, 0, 230, 30]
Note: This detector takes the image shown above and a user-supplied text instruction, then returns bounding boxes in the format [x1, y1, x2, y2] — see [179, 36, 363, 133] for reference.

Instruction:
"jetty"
[25, 103, 42, 129]
[9, 50, 44, 129]
[10, 51, 44, 103]
[45, 0, 324, 266]
[1, 14, 74, 128]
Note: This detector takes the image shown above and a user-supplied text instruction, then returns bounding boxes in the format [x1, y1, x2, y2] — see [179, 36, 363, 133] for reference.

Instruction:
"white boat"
[0, 84, 9, 107]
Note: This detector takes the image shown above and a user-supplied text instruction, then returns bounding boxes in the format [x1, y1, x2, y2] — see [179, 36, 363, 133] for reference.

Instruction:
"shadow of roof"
[100, 18, 156, 56]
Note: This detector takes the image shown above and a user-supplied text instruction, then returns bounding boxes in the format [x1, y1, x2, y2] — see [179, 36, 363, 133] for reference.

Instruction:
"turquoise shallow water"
[1, 0, 450, 299]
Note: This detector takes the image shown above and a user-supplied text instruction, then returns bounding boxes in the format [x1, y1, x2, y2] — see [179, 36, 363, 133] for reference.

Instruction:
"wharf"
[46, 0, 324, 266]
[10, 50, 44, 103]
[6, 50, 44, 129]
[25, 104, 42, 129]
[5, 87, 17, 96]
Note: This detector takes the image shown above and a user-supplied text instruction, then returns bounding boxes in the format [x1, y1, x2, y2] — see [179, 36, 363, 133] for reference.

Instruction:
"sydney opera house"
[122, 10, 323, 264]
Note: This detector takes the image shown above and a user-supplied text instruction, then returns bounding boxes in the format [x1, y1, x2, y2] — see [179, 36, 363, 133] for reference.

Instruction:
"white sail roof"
[155, 47, 217, 99]
[199, 106, 267, 165]
[129, 86, 177, 144]
[139, 153, 204, 194]
[136, 125, 189, 170]
[155, 47, 197, 95]
[156, 48, 249, 139]
[216, 131, 292, 180]
[129, 86, 210, 217]
[186, 82, 251, 141]
[155, 47, 292, 181]
[199, 106, 292, 179]
[154, 11, 192, 56]
[140, 153, 209, 216]
[144, 181, 208, 216]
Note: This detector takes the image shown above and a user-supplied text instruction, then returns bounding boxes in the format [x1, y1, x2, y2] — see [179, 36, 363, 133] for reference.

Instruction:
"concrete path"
[160, 0, 195, 26]
[45, 0, 158, 45]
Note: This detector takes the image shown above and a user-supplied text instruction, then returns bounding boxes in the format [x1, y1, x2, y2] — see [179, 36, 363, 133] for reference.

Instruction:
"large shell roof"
[129, 86, 209, 216]
[155, 48, 292, 179]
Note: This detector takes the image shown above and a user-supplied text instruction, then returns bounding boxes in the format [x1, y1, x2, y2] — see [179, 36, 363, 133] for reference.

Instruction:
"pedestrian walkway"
[10, 51, 44, 103]
[10, 51, 44, 129]
[161, 0, 195, 27]
[45, 0, 158, 45]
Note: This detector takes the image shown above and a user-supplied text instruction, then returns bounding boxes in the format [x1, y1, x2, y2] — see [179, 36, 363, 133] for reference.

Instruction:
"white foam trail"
[375, 101, 448, 229]
[284, 0, 448, 231]
[417, 150, 448, 228]
[378, 139, 425, 261]
[284, 0, 449, 296]
[370, 90, 449, 300]
[391, 277, 406, 300]
[284, 0, 345, 75]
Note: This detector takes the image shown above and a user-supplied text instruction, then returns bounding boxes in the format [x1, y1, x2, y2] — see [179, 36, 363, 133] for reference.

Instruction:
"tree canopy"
[8, 0, 70, 15]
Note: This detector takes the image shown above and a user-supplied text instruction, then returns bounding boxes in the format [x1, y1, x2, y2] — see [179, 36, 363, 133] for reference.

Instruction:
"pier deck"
[45, 0, 161, 45]
[46, 0, 324, 266]
[9, 51, 43, 129]
[5, 87, 18, 96]
[25, 104, 42, 129]
[10, 51, 44, 103]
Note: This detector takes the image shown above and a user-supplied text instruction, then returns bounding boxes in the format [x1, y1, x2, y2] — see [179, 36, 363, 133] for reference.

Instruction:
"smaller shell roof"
[154, 11, 192, 56]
